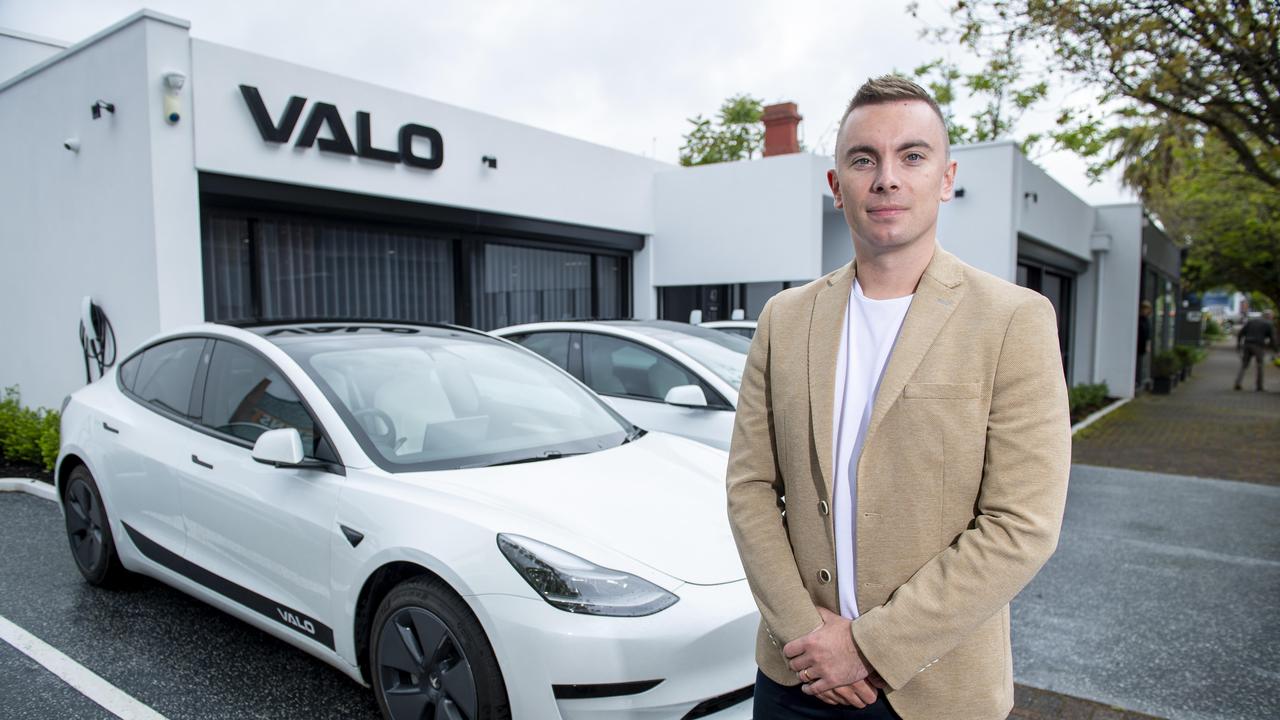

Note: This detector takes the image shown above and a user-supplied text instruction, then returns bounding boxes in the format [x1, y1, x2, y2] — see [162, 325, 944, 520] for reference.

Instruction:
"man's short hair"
[838, 75, 950, 156]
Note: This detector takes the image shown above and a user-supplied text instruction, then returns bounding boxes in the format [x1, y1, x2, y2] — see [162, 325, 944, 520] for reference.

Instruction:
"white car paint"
[699, 320, 758, 341]
[56, 322, 756, 720]
[493, 321, 747, 450]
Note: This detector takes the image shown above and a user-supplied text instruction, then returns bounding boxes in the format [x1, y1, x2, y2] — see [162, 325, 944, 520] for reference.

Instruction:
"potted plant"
[1151, 350, 1179, 394]
[1174, 345, 1197, 379]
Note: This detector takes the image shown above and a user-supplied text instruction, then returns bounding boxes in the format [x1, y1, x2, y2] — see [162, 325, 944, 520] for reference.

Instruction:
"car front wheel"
[370, 576, 510, 720]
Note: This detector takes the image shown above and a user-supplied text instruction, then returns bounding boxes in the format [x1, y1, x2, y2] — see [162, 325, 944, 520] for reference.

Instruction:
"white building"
[2, 10, 1166, 410]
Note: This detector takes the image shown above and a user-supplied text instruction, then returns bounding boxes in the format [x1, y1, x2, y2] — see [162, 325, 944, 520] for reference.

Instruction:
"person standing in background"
[1235, 309, 1275, 391]
[1136, 300, 1152, 390]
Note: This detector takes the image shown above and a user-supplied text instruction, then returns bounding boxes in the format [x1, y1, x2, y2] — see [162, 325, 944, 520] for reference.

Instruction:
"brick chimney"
[762, 102, 802, 156]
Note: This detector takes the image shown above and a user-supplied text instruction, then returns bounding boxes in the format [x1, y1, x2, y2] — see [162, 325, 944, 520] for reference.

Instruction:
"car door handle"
[191, 454, 214, 470]
[102, 422, 119, 434]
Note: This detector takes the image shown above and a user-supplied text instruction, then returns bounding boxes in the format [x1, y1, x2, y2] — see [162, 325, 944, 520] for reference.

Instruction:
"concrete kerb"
[0, 478, 56, 502]
[1071, 397, 1130, 436]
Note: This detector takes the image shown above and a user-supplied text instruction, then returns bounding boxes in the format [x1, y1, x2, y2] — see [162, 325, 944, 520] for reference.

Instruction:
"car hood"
[420, 433, 745, 586]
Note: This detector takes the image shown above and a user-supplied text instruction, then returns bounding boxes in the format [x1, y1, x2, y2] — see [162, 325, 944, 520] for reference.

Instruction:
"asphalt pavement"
[0, 491, 381, 720]
[3, 462, 1277, 719]
[1011, 464, 1280, 720]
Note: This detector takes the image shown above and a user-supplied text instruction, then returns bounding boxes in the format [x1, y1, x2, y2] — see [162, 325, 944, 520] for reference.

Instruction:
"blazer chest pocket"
[903, 382, 980, 399]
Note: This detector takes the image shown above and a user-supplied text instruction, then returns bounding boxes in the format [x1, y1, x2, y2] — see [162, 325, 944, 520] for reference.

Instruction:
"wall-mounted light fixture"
[163, 72, 185, 124]
[481, 155, 498, 169]
[91, 100, 115, 119]
[63, 137, 80, 153]
[954, 187, 966, 198]
[1023, 191, 1039, 203]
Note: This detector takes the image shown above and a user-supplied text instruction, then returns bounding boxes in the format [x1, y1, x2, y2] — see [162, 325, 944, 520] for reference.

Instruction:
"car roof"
[233, 320, 496, 346]
[494, 319, 744, 345]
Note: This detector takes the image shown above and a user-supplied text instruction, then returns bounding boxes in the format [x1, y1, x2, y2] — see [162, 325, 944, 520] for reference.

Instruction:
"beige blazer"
[726, 247, 1071, 720]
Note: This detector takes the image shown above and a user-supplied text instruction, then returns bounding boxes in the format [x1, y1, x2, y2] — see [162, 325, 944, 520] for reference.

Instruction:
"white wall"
[650, 152, 830, 286]
[1093, 204, 1144, 398]
[937, 142, 1018, 280]
[0, 29, 65, 83]
[1016, 155, 1093, 261]
[0, 12, 197, 410]
[191, 42, 667, 236]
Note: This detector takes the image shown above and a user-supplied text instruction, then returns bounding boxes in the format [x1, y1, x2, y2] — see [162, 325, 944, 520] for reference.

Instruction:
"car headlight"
[497, 533, 678, 617]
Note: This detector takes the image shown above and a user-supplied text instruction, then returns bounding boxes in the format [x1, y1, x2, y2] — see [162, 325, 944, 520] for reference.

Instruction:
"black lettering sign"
[239, 85, 304, 143]
[398, 124, 444, 169]
[295, 102, 356, 156]
[239, 85, 442, 169]
[357, 112, 400, 163]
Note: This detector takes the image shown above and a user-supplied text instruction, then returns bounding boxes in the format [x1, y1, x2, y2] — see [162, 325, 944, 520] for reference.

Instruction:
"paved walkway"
[1010, 465, 1280, 720]
[1072, 340, 1280, 485]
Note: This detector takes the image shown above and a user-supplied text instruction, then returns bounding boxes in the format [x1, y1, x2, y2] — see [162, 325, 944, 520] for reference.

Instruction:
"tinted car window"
[132, 339, 205, 417]
[510, 332, 571, 370]
[117, 354, 141, 391]
[200, 341, 319, 453]
[582, 334, 702, 402]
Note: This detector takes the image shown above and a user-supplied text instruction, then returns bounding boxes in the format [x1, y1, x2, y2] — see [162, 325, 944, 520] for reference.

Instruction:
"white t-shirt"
[832, 279, 913, 619]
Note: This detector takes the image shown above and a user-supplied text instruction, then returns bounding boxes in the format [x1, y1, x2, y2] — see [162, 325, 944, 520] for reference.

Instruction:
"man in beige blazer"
[727, 76, 1071, 719]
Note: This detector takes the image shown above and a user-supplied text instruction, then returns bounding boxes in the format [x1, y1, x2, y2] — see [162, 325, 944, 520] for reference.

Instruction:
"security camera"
[163, 72, 185, 124]
[64, 137, 80, 152]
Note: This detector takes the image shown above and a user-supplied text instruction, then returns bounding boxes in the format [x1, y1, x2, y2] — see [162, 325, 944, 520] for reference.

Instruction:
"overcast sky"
[2, 0, 1136, 204]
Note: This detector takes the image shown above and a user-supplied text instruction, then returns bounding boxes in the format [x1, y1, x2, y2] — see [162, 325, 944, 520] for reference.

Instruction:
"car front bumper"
[470, 578, 758, 719]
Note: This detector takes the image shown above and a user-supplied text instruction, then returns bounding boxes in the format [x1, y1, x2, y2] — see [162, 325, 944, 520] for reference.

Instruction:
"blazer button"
[818, 569, 831, 584]
[818, 500, 830, 515]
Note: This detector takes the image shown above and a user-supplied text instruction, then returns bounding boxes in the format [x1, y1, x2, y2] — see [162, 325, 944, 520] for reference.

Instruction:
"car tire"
[370, 576, 510, 720]
[62, 464, 129, 587]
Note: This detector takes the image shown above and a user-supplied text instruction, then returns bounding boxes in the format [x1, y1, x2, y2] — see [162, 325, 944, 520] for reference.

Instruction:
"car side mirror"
[664, 384, 708, 408]
[252, 428, 307, 467]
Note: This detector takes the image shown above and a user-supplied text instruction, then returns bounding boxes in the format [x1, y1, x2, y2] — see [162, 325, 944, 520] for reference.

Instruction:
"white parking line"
[0, 613, 169, 720]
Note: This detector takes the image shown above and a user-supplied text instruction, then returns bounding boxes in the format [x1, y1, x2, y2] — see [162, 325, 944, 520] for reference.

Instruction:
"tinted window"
[510, 332, 571, 370]
[200, 341, 319, 454]
[117, 354, 141, 391]
[132, 339, 205, 417]
[582, 334, 701, 402]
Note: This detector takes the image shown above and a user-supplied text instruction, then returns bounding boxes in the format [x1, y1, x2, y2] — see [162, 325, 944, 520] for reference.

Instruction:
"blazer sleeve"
[726, 297, 824, 645]
[850, 294, 1072, 690]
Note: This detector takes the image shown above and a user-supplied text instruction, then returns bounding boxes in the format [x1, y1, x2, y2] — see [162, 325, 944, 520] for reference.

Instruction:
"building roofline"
[0, 9, 190, 94]
[0, 27, 69, 48]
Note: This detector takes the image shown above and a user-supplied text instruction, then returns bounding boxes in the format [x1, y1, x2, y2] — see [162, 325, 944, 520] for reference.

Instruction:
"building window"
[203, 209, 454, 324]
[1017, 261, 1074, 383]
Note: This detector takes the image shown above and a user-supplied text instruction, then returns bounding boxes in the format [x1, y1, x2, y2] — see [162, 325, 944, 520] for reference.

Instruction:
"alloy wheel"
[65, 476, 106, 573]
[376, 606, 478, 720]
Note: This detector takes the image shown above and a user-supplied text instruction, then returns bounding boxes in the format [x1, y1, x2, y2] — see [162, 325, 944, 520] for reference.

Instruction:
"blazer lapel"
[864, 247, 967, 448]
[808, 261, 855, 502]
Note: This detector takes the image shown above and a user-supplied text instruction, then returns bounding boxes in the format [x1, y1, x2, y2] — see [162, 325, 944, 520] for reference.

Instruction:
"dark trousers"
[753, 670, 902, 719]
[1236, 344, 1268, 389]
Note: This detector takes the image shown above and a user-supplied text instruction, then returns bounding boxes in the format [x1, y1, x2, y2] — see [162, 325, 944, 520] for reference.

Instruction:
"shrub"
[1203, 316, 1224, 340]
[1068, 383, 1109, 418]
[0, 386, 60, 471]
[1173, 344, 1203, 369]
[1151, 350, 1180, 378]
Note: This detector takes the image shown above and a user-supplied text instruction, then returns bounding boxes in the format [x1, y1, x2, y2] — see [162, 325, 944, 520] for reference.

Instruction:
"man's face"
[827, 100, 956, 256]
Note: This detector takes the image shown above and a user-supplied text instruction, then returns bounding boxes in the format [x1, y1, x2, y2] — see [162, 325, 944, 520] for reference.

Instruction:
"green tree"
[910, 0, 1280, 311]
[679, 94, 765, 166]
[909, 53, 1049, 154]
[919, 0, 1279, 188]
[1146, 132, 1279, 310]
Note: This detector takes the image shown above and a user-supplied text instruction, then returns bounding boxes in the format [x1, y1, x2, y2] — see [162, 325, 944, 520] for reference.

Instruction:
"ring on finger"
[801, 668, 812, 682]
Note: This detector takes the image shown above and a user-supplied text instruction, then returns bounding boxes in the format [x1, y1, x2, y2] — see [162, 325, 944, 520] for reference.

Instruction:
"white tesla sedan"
[56, 322, 757, 720]
[492, 322, 749, 451]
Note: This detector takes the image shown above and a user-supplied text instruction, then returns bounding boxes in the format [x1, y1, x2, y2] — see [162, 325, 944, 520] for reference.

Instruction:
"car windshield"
[628, 324, 751, 390]
[276, 330, 632, 472]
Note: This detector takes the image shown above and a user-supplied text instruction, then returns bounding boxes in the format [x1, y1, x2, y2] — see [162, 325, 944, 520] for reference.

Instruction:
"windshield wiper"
[621, 426, 647, 444]
[471, 450, 585, 468]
